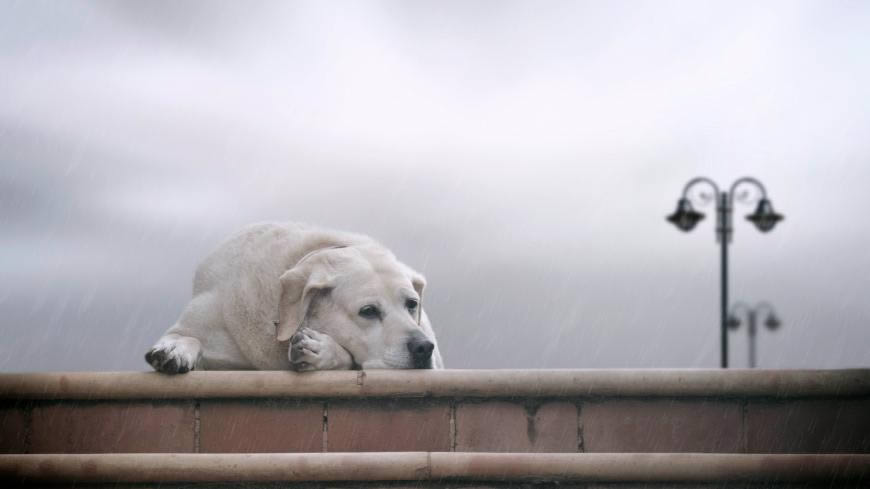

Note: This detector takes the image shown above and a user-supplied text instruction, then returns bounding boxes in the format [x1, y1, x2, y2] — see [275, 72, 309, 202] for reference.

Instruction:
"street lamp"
[666, 177, 784, 368]
[727, 301, 782, 368]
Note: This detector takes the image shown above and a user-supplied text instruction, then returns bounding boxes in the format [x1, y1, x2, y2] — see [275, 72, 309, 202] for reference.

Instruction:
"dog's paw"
[290, 328, 351, 371]
[145, 336, 200, 374]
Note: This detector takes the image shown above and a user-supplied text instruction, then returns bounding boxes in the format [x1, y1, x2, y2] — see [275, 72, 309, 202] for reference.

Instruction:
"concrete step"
[1, 369, 868, 454]
[2, 452, 869, 487]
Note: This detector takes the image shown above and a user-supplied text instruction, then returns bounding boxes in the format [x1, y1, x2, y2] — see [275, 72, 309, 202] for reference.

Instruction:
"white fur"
[289, 327, 354, 371]
[146, 222, 443, 373]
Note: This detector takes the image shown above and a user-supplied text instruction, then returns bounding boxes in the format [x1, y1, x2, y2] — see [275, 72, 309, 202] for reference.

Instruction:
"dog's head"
[276, 245, 437, 369]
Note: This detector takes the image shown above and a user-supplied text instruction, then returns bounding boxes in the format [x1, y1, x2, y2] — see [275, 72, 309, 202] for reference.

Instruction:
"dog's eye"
[359, 305, 381, 320]
[405, 299, 419, 311]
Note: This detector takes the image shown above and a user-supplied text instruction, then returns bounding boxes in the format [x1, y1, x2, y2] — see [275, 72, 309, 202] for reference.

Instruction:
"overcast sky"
[2, 0, 869, 372]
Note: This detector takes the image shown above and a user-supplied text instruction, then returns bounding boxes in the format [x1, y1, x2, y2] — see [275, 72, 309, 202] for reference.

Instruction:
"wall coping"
[1, 369, 868, 400]
[2, 453, 868, 483]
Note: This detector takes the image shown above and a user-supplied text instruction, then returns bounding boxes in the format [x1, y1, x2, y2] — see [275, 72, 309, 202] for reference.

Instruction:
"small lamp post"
[666, 177, 784, 368]
[727, 301, 782, 368]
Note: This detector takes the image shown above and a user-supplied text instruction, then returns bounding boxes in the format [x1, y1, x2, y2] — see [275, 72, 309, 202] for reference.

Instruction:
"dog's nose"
[407, 336, 434, 365]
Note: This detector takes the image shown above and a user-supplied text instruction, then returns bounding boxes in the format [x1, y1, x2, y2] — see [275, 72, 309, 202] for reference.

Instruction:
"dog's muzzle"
[407, 335, 435, 369]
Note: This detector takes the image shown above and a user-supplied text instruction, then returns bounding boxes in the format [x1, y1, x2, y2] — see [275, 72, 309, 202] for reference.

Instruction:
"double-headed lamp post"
[666, 177, 784, 368]
[727, 301, 782, 368]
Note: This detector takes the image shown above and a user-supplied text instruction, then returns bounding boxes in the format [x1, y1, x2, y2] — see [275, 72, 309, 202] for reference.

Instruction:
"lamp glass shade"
[746, 198, 784, 232]
[666, 198, 705, 232]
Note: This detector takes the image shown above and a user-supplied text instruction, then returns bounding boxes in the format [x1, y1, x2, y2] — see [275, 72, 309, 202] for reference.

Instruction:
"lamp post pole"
[667, 177, 783, 369]
[719, 193, 729, 369]
[748, 308, 757, 368]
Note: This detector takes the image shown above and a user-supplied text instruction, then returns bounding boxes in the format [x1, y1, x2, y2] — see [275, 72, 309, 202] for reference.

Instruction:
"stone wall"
[1, 369, 868, 454]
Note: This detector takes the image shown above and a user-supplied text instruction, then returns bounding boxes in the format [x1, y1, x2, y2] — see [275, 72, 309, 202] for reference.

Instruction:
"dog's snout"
[407, 336, 434, 367]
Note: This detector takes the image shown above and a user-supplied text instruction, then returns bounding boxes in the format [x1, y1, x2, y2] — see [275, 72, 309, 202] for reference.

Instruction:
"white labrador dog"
[145, 222, 443, 373]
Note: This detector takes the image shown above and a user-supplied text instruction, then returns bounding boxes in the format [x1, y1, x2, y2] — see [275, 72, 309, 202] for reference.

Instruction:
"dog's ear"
[401, 263, 426, 324]
[276, 250, 339, 341]
[410, 270, 426, 301]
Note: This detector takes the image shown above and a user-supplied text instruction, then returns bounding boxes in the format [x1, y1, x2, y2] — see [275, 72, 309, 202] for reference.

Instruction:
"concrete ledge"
[1, 369, 868, 400]
[1, 453, 868, 483]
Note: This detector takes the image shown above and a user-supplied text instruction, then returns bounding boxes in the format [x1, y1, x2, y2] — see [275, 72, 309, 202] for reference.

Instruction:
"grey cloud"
[1, 0, 869, 372]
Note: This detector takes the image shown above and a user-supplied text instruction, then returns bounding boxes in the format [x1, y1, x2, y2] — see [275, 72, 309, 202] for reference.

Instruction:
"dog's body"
[146, 222, 443, 373]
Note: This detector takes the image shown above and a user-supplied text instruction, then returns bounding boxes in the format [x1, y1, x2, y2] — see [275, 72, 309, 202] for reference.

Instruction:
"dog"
[145, 222, 443, 373]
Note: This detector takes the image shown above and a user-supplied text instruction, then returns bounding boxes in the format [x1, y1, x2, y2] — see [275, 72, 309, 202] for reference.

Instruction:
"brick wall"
[1, 370, 868, 454]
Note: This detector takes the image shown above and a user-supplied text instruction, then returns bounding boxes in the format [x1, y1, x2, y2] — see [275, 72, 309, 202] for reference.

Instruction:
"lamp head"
[764, 314, 782, 330]
[726, 315, 741, 330]
[666, 198, 705, 232]
[746, 198, 784, 232]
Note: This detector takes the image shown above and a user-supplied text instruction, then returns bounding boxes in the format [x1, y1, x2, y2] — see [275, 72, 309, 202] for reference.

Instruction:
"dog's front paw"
[290, 328, 352, 371]
[145, 335, 201, 374]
